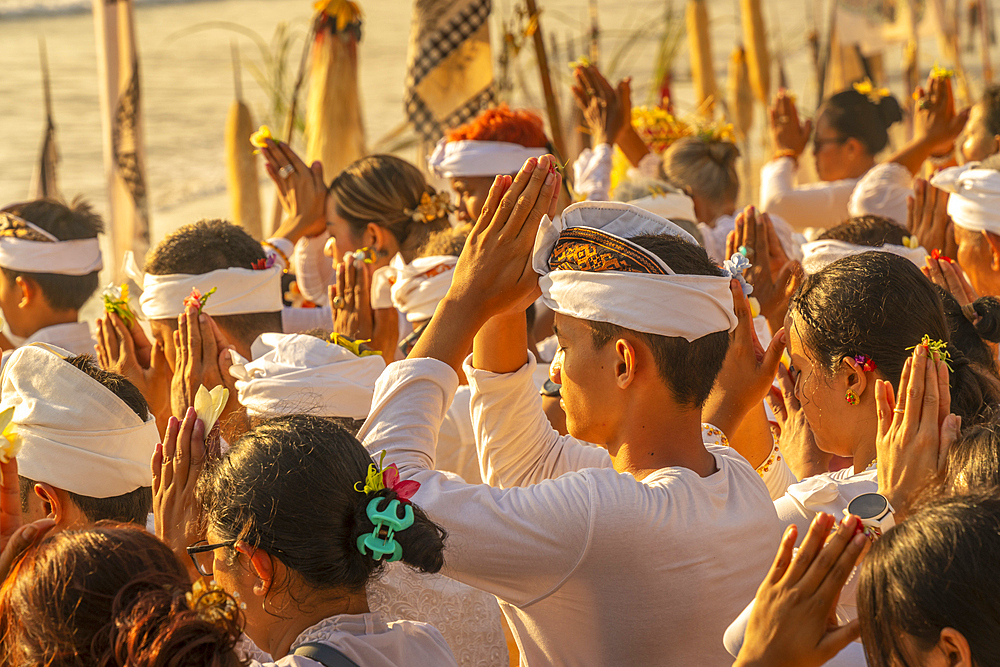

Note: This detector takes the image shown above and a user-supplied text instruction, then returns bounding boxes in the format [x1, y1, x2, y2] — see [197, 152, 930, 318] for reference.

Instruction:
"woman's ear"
[244, 545, 275, 597]
[935, 627, 973, 667]
[841, 356, 868, 398]
[845, 137, 866, 160]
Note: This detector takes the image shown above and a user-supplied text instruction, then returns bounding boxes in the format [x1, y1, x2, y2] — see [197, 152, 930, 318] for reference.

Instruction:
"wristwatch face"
[848, 493, 889, 520]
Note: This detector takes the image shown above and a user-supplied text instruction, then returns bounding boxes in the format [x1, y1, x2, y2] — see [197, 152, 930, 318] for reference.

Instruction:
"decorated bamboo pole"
[728, 45, 754, 207]
[30, 37, 60, 200]
[588, 0, 600, 65]
[225, 42, 263, 239]
[739, 0, 771, 104]
[686, 0, 717, 115]
[524, 0, 568, 161]
[979, 0, 994, 83]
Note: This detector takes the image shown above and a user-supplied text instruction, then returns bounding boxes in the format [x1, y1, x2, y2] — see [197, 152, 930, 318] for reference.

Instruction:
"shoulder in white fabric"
[0, 343, 159, 498]
[931, 163, 1000, 234]
[229, 332, 384, 420]
[532, 201, 738, 341]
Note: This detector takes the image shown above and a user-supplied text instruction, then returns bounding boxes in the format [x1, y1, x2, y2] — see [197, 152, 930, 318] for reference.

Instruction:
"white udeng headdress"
[228, 333, 383, 419]
[125, 251, 284, 320]
[931, 164, 1000, 235]
[800, 239, 927, 274]
[428, 139, 549, 179]
[0, 212, 103, 276]
[371, 254, 458, 323]
[0, 344, 159, 498]
[532, 201, 738, 341]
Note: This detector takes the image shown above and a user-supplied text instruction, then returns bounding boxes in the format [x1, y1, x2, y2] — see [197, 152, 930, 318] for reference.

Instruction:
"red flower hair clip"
[930, 249, 953, 263]
[252, 255, 276, 271]
[854, 354, 876, 372]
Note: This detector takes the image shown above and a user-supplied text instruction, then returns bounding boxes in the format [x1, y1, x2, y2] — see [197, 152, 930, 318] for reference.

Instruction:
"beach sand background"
[0, 0, 992, 321]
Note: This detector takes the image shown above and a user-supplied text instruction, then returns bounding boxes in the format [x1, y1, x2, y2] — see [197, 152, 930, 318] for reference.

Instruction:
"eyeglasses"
[813, 135, 848, 153]
[186, 539, 237, 577]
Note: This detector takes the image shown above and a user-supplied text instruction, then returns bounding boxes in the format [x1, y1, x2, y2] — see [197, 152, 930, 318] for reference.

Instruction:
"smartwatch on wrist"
[847, 492, 895, 538]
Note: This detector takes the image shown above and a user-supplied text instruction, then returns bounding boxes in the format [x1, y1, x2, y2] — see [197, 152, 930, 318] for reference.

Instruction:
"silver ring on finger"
[893, 408, 906, 414]
[777, 115, 790, 123]
[332, 296, 345, 310]
[279, 164, 295, 179]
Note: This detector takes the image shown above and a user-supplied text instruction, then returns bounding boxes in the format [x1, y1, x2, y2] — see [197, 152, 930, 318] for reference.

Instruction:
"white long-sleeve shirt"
[760, 157, 860, 230]
[359, 356, 783, 666]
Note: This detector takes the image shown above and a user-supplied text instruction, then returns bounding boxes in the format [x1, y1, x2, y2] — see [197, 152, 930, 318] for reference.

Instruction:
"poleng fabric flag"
[404, 0, 496, 144]
[93, 0, 151, 279]
[30, 41, 60, 201]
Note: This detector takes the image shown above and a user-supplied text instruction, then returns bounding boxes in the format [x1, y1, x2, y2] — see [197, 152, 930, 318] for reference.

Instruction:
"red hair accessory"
[252, 255, 276, 271]
[854, 355, 876, 372]
[930, 249, 953, 263]
[382, 464, 420, 502]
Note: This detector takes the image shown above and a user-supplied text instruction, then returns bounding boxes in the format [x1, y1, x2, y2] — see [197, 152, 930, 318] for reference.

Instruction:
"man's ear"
[935, 627, 973, 667]
[33, 482, 64, 523]
[984, 231, 1000, 271]
[613, 338, 638, 390]
[14, 275, 37, 309]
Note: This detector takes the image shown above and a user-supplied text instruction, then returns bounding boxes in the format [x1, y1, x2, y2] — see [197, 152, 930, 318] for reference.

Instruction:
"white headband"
[127, 251, 284, 320]
[847, 162, 912, 226]
[0, 214, 103, 276]
[627, 193, 697, 223]
[371, 254, 457, 323]
[0, 344, 159, 498]
[428, 139, 549, 179]
[800, 239, 927, 274]
[931, 164, 1000, 235]
[228, 333, 383, 419]
[532, 201, 738, 341]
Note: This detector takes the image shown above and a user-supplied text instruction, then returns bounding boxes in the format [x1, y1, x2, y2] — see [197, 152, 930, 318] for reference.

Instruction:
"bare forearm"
[472, 310, 531, 375]
[408, 298, 487, 375]
[616, 126, 651, 167]
[887, 136, 940, 176]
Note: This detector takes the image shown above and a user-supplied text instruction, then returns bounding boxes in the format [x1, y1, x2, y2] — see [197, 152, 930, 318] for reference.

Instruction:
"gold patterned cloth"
[548, 226, 669, 276]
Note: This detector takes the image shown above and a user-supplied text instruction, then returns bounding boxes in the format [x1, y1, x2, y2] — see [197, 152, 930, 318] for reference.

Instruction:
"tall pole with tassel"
[524, 0, 568, 161]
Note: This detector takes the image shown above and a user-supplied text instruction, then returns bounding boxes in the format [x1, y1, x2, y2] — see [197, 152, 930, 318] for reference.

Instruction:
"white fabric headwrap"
[128, 252, 284, 320]
[371, 254, 458, 323]
[428, 139, 548, 179]
[0, 344, 159, 498]
[627, 193, 698, 223]
[532, 201, 738, 341]
[228, 333, 383, 419]
[931, 164, 1000, 234]
[848, 162, 913, 226]
[800, 239, 928, 274]
[0, 214, 103, 276]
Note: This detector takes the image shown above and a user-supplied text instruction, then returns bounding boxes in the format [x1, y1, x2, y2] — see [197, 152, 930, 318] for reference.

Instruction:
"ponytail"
[351, 488, 446, 574]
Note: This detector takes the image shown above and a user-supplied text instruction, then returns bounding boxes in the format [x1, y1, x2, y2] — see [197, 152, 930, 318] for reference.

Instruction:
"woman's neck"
[266, 589, 370, 658]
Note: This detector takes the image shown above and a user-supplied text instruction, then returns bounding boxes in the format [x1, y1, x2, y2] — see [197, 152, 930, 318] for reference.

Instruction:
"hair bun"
[707, 140, 740, 169]
[876, 94, 904, 130]
[972, 296, 1000, 342]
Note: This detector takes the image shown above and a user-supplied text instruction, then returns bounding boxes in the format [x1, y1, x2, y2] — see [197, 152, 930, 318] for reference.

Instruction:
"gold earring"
[845, 389, 859, 405]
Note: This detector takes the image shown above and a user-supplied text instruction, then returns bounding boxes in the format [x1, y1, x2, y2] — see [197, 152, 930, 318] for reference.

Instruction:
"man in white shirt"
[0, 200, 104, 364]
[359, 156, 783, 665]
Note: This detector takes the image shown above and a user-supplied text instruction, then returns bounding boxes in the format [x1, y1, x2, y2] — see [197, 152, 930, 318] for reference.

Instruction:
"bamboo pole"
[739, 0, 771, 104]
[980, 0, 994, 83]
[687, 0, 717, 115]
[524, 0, 568, 161]
[224, 41, 263, 238]
[588, 0, 600, 65]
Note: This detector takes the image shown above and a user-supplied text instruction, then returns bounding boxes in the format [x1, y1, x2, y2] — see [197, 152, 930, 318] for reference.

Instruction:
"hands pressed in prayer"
[726, 206, 801, 335]
[170, 304, 242, 447]
[733, 513, 867, 667]
[571, 64, 626, 147]
[95, 312, 172, 428]
[907, 178, 958, 258]
[0, 457, 55, 580]
[409, 155, 561, 373]
[767, 365, 832, 480]
[330, 252, 398, 363]
[262, 138, 328, 244]
[913, 74, 970, 159]
[702, 278, 787, 468]
[768, 90, 812, 159]
[923, 255, 979, 307]
[875, 343, 959, 518]
[152, 408, 207, 582]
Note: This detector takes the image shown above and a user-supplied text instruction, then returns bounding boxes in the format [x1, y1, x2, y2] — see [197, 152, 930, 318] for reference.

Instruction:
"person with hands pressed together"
[358, 154, 783, 665]
[761, 86, 904, 230]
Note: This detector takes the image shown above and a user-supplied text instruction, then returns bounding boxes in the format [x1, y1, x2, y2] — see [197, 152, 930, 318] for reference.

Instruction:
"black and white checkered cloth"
[405, 0, 495, 143]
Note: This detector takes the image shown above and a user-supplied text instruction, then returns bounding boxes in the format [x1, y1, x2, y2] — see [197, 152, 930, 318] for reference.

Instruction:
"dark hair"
[791, 252, 1000, 427]
[588, 234, 730, 407]
[200, 415, 446, 596]
[327, 155, 451, 263]
[0, 198, 104, 310]
[144, 219, 282, 345]
[858, 494, 1000, 667]
[817, 215, 907, 246]
[982, 84, 1000, 137]
[0, 524, 242, 667]
[936, 422, 1000, 496]
[17, 355, 152, 524]
[820, 88, 904, 156]
[938, 288, 1000, 373]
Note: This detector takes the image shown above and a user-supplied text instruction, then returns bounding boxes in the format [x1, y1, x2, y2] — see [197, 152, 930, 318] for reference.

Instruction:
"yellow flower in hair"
[0, 407, 20, 464]
[854, 78, 890, 104]
[329, 332, 382, 358]
[194, 385, 229, 434]
[356, 450, 388, 494]
[931, 63, 955, 80]
[186, 579, 239, 624]
[405, 191, 454, 224]
[902, 235, 920, 249]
